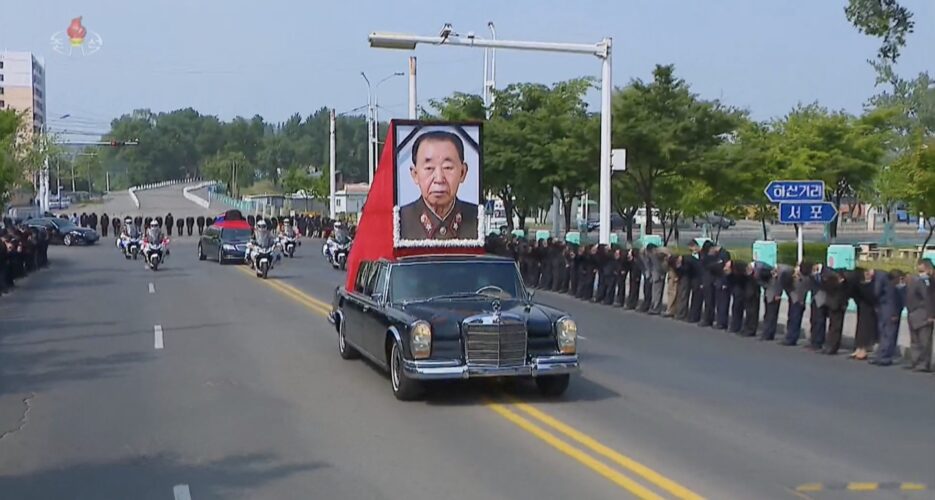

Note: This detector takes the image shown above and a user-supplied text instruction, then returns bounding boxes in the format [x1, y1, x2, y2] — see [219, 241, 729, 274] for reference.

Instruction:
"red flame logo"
[67, 17, 87, 44]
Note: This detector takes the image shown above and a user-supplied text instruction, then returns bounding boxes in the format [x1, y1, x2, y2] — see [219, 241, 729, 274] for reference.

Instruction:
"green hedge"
[777, 242, 828, 265]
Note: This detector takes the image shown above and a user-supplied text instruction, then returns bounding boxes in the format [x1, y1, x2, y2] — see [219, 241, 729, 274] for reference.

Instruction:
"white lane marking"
[148, 282, 155, 294]
[173, 484, 192, 500]
[154, 325, 164, 350]
[578, 335, 589, 341]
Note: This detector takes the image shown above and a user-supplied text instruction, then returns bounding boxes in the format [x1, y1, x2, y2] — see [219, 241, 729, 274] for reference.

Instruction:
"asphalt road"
[68, 183, 217, 220]
[1, 241, 933, 499]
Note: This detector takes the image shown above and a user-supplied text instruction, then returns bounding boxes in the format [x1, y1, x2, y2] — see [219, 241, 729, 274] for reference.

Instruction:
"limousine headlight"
[556, 317, 577, 354]
[410, 321, 432, 359]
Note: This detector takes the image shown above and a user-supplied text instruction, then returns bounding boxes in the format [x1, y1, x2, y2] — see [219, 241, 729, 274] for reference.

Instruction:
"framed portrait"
[392, 120, 484, 248]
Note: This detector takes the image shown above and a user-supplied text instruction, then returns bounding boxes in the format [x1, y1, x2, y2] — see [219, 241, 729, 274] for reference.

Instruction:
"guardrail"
[182, 181, 217, 209]
[128, 178, 202, 209]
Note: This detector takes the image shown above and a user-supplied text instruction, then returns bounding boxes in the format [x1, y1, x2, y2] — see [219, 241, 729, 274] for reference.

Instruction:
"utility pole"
[329, 108, 337, 218]
[409, 56, 418, 119]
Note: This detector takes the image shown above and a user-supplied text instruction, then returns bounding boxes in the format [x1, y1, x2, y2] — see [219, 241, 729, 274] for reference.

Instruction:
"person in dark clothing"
[537, 239, 552, 289]
[89, 213, 98, 232]
[0, 234, 8, 295]
[155, 216, 164, 229]
[112, 216, 121, 236]
[782, 262, 812, 346]
[686, 241, 704, 323]
[625, 249, 642, 310]
[186, 216, 195, 236]
[871, 269, 905, 366]
[205, 216, 214, 228]
[595, 246, 618, 304]
[100, 213, 110, 237]
[615, 249, 630, 307]
[821, 268, 849, 355]
[637, 246, 654, 313]
[851, 268, 879, 360]
[699, 242, 721, 327]
[576, 245, 598, 300]
[196, 216, 205, 235]
[549, 241, 565, 292]
[741, 263, 767, 337]
[728, 260, 748, 333]
[80, 212, 88, 227]
[134, 216, 143, 229]
[174, 217, 184, 236]
[144, 217, 153, 229]
[714, 259, 734, 329]
[248, 215, 256, 228]
[905, 260, 933, 372]
[165, 213, 174, 236]
[807, 263, 828, 351]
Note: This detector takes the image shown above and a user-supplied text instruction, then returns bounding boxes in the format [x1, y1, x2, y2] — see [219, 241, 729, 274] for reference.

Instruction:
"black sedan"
[330, 255, 579, 400]
[197, 220, 252, 264]
[25, 218, 99, 246]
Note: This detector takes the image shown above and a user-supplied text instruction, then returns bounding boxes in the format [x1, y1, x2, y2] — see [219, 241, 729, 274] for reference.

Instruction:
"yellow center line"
[508, 400, 704, 500]
[901, 483, 927, 491]
[231, 264, 702, 498]
[847, 482, 879, 492]
[486, 402, 664, 500]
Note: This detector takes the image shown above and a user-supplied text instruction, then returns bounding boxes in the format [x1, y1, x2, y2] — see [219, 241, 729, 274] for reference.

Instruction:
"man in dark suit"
[100, 213, 110, 237]
[186, 216, 195, 236]
[176, 217, 184, 237]
[165, 213, 174, 236]
[905, 260, 933, 372]
[398, 131, 478, 240]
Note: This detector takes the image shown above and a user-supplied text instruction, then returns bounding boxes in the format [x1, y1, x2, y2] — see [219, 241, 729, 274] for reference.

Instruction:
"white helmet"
[282, 217, 291, 225]
[256, 220, 268, 229]
[150, 220, 159, 228]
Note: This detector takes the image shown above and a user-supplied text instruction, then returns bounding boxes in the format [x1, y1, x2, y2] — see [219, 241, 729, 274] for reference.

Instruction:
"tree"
[0, 110, 23, 204]
[612, 64, 742, 234]
[845, 0, 915, 86]
[893, 134, 935, 247]
[202, 151, 252, 197]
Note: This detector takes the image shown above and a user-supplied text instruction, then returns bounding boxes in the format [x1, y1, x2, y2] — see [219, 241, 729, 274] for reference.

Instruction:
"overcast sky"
[3, 0, 933, 135]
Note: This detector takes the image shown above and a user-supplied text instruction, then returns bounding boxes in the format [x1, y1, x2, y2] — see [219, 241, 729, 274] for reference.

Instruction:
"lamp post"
[361, 71, 404, 185]
[368, 29, 614, 244]
[483, 22, 497, 118]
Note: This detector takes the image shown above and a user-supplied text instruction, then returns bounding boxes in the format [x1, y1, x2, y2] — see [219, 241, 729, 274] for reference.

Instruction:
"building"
[0, 51, 47, 135]
[334, 183, 370, 217]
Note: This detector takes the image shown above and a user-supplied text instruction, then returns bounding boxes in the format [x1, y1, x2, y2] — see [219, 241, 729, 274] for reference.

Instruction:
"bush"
[777, 242, 828, 265]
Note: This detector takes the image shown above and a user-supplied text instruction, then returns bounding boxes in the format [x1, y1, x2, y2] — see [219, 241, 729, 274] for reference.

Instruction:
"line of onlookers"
[485, 234, 934, 373]
[0, 217, 51, 296]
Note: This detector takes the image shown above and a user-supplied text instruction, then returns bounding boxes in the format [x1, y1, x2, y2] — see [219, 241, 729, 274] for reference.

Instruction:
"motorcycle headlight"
[555, 317, 577, 354]
[410, 321, 432, 359]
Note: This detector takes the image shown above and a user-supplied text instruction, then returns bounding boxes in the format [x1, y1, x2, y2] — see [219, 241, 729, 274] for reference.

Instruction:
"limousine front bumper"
[402, 355, 580, 380]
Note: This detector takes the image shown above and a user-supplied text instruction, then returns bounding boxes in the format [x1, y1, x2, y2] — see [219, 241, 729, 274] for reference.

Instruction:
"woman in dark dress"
[728, 260, 748, 333]
[741, 262, 765, 337]
[851, 268, 879, 361]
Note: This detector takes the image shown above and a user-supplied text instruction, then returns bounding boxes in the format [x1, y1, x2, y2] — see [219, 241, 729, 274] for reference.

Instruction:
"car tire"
[390, 340, 423, 401]
[337, 319, 360, 360]
[198, 243, 206, 261]
[535, 374, 570, 398]
[63, 234, 73, 247]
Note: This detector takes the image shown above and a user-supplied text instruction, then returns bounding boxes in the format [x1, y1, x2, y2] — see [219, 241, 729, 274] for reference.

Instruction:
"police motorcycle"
[117, 218, 142, 260]
[246, 220, 281, 279]
[142, 222, 170, 271]
[277, 218, 301, 258]
[323, 223, 352, 271]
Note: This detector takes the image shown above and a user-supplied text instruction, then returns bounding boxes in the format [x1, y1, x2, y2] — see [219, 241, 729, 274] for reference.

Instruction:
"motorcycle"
[249, 245, 277, 279]
[279, 234, 300, 258]
[118, 236, 142, 260]
[324, 238, 351, 270]
[143, 239, 169, 271]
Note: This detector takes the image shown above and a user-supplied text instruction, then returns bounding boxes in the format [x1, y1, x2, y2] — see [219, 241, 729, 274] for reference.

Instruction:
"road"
[68, 183, 219, 220]
[1, 239, 933, 499]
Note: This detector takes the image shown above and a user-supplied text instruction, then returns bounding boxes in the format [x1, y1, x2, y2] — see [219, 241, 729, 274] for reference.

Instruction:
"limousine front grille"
[463, 319, 528, 368]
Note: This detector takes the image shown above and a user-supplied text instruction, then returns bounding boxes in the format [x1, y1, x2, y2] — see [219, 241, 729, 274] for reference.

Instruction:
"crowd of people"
[0, 218, 51, 296]
[61, 211, 347, 239]
[484, 233, 934, 373]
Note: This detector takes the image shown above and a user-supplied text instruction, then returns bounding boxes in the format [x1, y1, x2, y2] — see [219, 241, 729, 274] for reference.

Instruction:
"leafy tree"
[202, 151, 252, 197]
[0, 110, 23, 204]
[845, 0, 915, 86]
[893, 134, 935, 247]
[612, 64, 742, 234]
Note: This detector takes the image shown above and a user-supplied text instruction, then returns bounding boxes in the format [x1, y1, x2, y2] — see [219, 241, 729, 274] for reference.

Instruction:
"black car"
[25, 218, 99, 246]
[197, 221, 253, 264]
[330, 255, 580, 400]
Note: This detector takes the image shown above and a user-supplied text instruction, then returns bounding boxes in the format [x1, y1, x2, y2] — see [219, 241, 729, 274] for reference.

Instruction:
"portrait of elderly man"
[398, 130, 479, 241]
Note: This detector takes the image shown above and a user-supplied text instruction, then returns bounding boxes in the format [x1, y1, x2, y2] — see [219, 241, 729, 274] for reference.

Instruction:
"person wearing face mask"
[904, 260, 934, 372]
[850, 268, 879, 361]
[870, 269, 906, 366]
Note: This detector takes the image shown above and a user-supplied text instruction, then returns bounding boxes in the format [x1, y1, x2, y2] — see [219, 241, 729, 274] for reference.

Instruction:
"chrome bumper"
[402, 355, 579, 380]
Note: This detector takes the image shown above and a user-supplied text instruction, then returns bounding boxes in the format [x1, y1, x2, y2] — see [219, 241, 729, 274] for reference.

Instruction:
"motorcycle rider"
[247, 219, 277, 266]
[118, 217, 141, 252]
[142, 220, 168, 261]
[279, 217, 298, 238]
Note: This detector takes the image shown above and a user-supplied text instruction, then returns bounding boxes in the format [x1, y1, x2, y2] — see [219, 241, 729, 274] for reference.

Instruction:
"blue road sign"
[778, 202, 838, 224]
[764, 180, 824, 203]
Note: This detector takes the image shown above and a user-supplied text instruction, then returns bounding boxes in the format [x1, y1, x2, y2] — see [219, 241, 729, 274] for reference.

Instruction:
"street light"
[361, 70, 404, 185]
[368, 28, 614, 244]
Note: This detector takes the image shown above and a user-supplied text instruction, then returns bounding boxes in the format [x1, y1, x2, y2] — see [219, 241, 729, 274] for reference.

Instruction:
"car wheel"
[63, 234, 73, 247]
[390, 340, 423, 401]
[198, 243, 206, 261]
[337, 318, 360, 360]
[535, 374, 570, 398]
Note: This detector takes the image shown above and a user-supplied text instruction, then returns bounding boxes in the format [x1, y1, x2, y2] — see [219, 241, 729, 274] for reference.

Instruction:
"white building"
[334, 183, 369, 216]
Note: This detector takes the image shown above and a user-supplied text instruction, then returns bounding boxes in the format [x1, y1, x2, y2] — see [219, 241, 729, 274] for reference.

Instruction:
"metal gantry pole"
[330, 108, 337, 218]
[409, 56, 418, 119]
[598, 37, 613, 245]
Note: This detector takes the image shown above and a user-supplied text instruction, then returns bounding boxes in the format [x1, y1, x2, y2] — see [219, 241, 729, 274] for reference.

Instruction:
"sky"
[2, 0, 933, 137]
